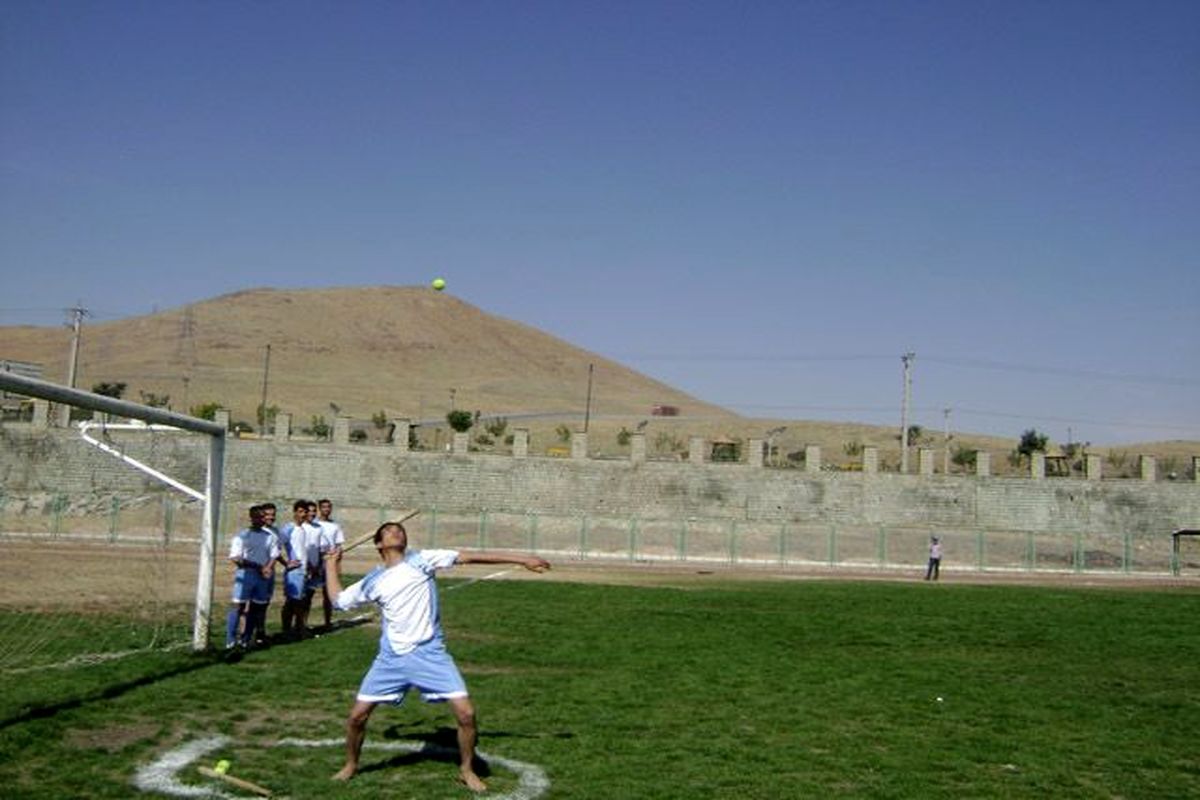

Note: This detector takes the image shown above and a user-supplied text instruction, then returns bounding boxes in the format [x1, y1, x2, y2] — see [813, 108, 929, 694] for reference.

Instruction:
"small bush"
[447, 410, 474, 432]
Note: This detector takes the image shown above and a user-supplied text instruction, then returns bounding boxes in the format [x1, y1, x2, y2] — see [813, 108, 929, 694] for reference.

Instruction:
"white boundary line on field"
[133, 735, 550, 799]
[445, 567, 516, 592]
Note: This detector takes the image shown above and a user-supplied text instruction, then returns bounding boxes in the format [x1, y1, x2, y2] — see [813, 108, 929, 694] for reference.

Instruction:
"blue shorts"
[232, 568, 273, 604]
[283, 568, 306, 600]
[357, 640, 468, 705]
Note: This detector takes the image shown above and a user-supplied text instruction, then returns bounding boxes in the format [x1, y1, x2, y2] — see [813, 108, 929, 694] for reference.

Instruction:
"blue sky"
[2, 1, 1196, 445]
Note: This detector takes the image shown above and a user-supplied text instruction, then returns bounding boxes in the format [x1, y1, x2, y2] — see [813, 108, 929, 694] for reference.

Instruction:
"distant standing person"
[316, 498, 346, 628]
[925, 536, 943, 581]
[323, 520, 550, 792]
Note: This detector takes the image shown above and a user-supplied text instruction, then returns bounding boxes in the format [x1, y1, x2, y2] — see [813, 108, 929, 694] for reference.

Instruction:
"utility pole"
[583, 363, 594, 433]
[259, 344, 271, 431]
[943, 407, 952, 474]
[900, 352, 915, 474]
[58, 304, 89, 426]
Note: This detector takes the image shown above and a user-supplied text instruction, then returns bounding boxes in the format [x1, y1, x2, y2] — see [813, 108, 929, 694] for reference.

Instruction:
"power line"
[616, 351, 1194, 387]
[919, 356, 1198, 388]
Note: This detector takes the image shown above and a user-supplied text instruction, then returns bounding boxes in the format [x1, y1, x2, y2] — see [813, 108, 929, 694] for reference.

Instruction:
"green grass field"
[1, 576, 1198, 798]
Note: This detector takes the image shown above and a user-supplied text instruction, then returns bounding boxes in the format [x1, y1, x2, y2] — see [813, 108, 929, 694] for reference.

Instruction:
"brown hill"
[0, 286, 733, 426]
[2, 286, 1195, 473]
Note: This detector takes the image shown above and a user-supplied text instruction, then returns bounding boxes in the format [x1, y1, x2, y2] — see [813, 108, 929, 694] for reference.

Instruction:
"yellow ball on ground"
[431, 278, 446, 291]
[214, 759, 231, 775]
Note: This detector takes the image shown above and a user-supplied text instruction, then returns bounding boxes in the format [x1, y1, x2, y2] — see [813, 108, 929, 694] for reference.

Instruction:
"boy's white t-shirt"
[334, 549, 459, 655]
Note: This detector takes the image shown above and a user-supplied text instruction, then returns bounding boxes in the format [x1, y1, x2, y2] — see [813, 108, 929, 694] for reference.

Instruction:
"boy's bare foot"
[459, 769, 487, 792]
[332, 765, 356, 782]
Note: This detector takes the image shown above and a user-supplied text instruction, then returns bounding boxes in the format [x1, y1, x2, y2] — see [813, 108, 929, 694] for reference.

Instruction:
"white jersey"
[281, 521, 326, 569]
[228, 527, 280, 568]
[333, 549, 459, 655]
[318, 518, 345, 549]
[302, 521, 331, 566]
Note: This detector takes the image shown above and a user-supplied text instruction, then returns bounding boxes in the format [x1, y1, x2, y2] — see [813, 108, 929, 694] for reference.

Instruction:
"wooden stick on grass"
[197, 766, 273, 798]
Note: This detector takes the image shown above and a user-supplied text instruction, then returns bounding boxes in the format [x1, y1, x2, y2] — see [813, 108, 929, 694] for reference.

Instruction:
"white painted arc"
[133, 735, 550, 800]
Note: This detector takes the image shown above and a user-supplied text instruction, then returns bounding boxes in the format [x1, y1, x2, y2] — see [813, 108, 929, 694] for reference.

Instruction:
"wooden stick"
[341, 508, 420, 554]
[197, 766, 273, 797]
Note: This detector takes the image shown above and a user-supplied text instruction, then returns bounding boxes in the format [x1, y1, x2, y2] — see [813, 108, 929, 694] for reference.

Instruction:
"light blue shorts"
[232, 568, 272, 604]
[357, 640, 468, 705]
[283, 568, 306, 600]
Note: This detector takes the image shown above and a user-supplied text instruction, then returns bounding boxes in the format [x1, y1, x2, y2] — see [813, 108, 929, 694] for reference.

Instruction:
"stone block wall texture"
[1, 428, 1197, 541]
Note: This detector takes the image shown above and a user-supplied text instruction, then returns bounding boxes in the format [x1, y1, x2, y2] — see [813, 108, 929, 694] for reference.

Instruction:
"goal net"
[0, 373, 225, 682]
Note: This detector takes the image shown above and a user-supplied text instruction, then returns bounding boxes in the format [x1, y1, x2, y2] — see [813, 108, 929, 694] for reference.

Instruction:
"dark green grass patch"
[0, 579, 1198, 798]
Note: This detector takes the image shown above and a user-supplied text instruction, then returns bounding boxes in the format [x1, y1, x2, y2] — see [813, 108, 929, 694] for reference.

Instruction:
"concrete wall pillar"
[452, 431, 469, 455]
[1193, 457, 1200, 484]
[862, 446, 878, 474]
[975, 451, 990, 477]
[512, 428, 529, 459]
[1085, 453, 1102, 480]
[214, 409, 230, 433]
[689, 437, 707, 464]
[274, 412, 291, 442]
[1030, 452, 1045, 480]
[746, 438, 763, 468]
[630, 432, 646, 463]
[571, 431, 588, 460]
[333, 416, 351, 445]
[1140, 455, 1156, 482]
[392, 418, 410, 451]
[918, 447, 935, 476]
[805, 445, 821, 474]
[31, 399, 49, 429]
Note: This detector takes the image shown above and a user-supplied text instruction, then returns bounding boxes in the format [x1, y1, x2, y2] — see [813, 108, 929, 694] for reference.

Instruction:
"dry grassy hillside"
[2, 285, 1195, 474]
[0, 286, 730, 426]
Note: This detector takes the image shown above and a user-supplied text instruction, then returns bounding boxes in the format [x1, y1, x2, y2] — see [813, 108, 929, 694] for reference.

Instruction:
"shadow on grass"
[0, 615, 373, 731]
[360, 723, 574, 777]
[0, 651, 220, 731]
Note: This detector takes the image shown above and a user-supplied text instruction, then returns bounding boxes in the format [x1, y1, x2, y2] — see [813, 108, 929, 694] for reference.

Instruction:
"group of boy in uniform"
[225, 497, 346, 649]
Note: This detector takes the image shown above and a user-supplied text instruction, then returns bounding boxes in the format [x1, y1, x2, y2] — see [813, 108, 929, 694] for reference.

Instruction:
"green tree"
[190, 402, 222, 421]
[616, 427, 633, 446]
[372, 410, 389, 429]
[304, 415, 331, 439]
[447, 410, 474, 432]
[139, 390, 170, 408]
[92, 382, 126, 399]
[555, 424, 572, 443]
[256, 403, 280, 429]
[1017, 429, 1049, 458]
[485, 417, 509, 438]
[951, 444, 977, 469]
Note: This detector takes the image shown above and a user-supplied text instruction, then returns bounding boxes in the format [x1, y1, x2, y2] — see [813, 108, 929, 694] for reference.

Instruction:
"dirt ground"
[1, 540, 1195, 610]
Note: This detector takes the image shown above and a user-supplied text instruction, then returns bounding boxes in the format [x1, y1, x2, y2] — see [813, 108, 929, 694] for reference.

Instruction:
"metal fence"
[0, 491, 1189, 577]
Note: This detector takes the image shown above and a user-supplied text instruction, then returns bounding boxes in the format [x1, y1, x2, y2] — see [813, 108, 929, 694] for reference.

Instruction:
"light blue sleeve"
[412, 549, 460, 573]
[334, 566, 384, 611]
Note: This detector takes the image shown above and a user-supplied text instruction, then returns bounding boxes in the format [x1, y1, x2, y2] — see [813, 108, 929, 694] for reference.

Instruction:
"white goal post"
[0, 372, 226, 652]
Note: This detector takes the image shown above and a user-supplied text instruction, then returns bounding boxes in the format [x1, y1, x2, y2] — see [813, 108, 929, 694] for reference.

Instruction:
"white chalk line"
[133, 735, 549, 799]
[133, 735, 235, 799]
[445, 567, 516, 592]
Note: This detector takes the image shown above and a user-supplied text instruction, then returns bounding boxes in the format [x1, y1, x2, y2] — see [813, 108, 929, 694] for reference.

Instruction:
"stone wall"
[1, 427, 1197, 539]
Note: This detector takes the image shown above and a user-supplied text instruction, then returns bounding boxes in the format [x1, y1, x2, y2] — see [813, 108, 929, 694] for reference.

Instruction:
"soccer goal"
[0, 372, 226, 664]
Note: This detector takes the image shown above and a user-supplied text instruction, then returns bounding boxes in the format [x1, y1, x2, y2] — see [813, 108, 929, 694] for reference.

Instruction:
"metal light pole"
[58, 304, 88, 426]
[900, 352, 915, 474]
[583, 363, 594, 433]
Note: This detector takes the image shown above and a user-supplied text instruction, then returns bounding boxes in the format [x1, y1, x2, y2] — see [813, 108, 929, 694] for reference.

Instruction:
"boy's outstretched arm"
[455, 551, 551, 572]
